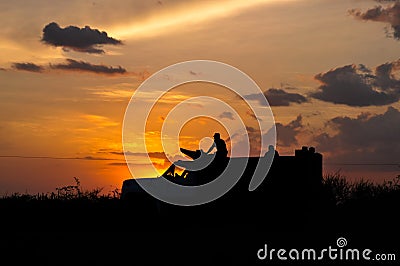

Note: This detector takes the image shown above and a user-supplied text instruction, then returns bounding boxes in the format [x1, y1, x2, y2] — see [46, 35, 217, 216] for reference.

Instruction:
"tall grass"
[0, 177, 121, 204]
[322, 172, 400, 206]
[1, 174, 399, 207]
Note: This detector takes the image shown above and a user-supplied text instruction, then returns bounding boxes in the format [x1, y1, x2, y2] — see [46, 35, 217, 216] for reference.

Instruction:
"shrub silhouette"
[1, 177, 121, 205]
[322, 172, 400, 206]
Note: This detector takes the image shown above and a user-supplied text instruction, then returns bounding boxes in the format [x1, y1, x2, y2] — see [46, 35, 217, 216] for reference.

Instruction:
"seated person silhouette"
[205, 132, 228, 160]
[162, 149, 213, 185]
[179, 132, 228, 162]
[202, 132, 228, 180]
[162, 133, 228, 182]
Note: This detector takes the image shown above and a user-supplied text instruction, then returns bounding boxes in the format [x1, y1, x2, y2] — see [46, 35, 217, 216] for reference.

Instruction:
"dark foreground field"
[1, 175, 400, 265]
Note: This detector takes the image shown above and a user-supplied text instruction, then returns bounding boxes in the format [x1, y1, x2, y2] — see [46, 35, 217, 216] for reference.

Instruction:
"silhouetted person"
[261, 145, 279, 178]
[163, 133, 228, 184]
[206, 133, 228, 160]
[309, 146, 316, 154]
[264, 145, 279, 159]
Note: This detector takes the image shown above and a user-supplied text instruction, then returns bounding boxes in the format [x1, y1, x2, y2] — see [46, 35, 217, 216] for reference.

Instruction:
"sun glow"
[110, 0, 291, 39]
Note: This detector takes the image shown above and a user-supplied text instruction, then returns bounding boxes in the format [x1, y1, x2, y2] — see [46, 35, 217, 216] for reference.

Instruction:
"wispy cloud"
[111, 0, 290, 39]
[245, 88, 308, 106]
[12, 62, 44, 73]
[350, 2, 400, 40]
[0, 155, 114, 161]
[218, 111, 235, 120]
[50, 59, 126, 75]
[109, 151, 167, 159]
[81, 114, 119, 127]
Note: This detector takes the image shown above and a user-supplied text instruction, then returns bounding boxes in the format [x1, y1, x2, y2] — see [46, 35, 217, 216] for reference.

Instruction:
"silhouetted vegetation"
[322, 172, 400, 206]
[1, 174, 399, 213]
[1, 177, 121, 204]
[2, 174, 399, 265]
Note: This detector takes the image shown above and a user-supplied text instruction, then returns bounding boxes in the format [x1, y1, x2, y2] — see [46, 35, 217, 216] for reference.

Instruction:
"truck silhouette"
[120, 146, 323, 220]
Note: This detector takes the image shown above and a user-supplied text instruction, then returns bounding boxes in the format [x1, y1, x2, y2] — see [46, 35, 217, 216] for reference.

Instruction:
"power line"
[0, 155, 118, 161]
[0, 155, 398, 167]
[326, 163, 400, 166]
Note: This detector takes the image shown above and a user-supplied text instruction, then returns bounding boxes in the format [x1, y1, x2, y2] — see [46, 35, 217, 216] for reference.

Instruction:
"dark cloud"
[245, 126, 262, 155]
[350, 2, 400, 40]
[109, 151, 137, 156]
[244, 88, 308, 106]
[219, 111, 234, 120]
[50, 59, 126, 74]
[311, 63, 400, 106]
[108, 162, 128, 166]
[246, 110, 262, 121]
[0, 155, 112, 161]
[275, 115, 303, 146]
[189, 70, 201, 75]
[109, 161, 168, 168]
[109, 151, 167, 159]
[81, 156, 113, 161]
[315, 107, 400, 163]
[236, 115, 303, 155]
[42, 22, 122, 54]
[148, 152, 168, 159]
[225, 133, 238, 143]
[12, 62, 44, 73]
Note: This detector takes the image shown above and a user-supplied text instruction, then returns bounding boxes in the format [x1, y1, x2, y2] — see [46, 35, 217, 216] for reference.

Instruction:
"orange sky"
[1, 0, 400, 194]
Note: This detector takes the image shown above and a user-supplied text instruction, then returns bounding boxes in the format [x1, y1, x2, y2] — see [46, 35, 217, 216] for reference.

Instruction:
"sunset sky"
[1, 0, 400, 194]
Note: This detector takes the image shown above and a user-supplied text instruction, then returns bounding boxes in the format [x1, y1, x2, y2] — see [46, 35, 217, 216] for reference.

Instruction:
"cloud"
[80, 156, 114, 161]
[0, 155, 113, 161]
[310, 63, 400, 106]
[189, 70, 201, 75]
[246, 110, 262, 121]
[42, 22, 122, 54]
[229, 115, 303, 156]
[12, 62, 44, 73]
[108, 162, 129, 166]
[314, 107, 400, 163]
[11, 60, 127, 75]
[50, 59, 126, 74]
[108, 151, 167, 159]
[218, 111, 234, 120]
[246, 126, 257, 133]
[350, 2, 400, 40]
[275, 115, 303, 146]
[244, 88, 307, 106]
[232, 126, 262, 156]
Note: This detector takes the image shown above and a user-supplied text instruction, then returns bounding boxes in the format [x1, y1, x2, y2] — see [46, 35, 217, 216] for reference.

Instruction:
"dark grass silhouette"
[3, 174, 399, 210]
[1, 172, 400, 265]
